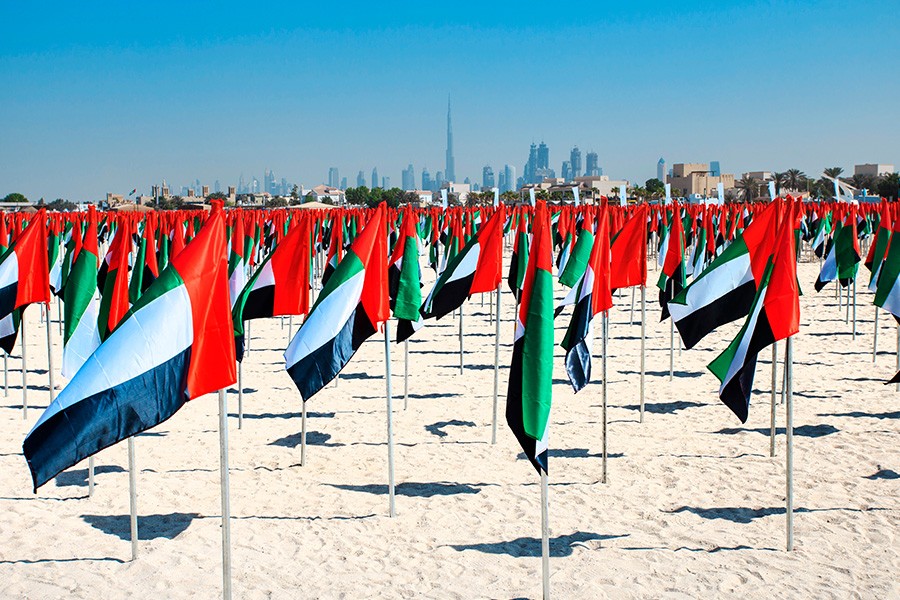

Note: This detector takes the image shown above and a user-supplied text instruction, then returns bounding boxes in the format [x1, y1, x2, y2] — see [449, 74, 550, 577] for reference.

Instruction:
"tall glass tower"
[445, 95, 456, 183]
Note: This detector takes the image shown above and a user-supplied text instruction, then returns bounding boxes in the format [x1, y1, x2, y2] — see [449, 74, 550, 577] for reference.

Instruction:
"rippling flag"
[24, 208, 235, 491]
[507, 201, 553, 474]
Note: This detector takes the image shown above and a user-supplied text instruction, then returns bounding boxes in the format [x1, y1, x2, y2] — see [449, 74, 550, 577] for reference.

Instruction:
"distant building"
[356, 170, 366, 187]
[422, 167, 433, 191]
[524, 143, 538, 184]
[561, 160, 572, 181]
[340, 177, 347, 190]
[435, 171, 444, 186]
[571, 176, 631, 201]
[503, 165, 516, 194]
[402, 164, 416, 190]
[328, 167, 340, 189]
[855, 163, 895, 176]
[382, 176, 391, 189]
[709, 161, 721, 177]
[657, 158, 666, 183]
[669, 163, 735, 197]
[310, 185, 343, 204]
[214, 180, 221, 193]
[371, 167, 379, 189]
[537, 142, 549, 170]
[586, 152, 601, 177]
[442, 181, 471, 203]
[201, 185, 209, 197]
[482, 165, 495, 189]
[744, 171, 773, 181]
[570, 146, 582, 178]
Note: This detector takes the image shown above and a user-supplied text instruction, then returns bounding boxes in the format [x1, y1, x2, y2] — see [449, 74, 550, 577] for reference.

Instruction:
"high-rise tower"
[445, 95, 456, 183]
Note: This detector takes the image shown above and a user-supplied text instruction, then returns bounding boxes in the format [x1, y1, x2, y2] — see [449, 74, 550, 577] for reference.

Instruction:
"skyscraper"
[498, 171, 506, 192]
[422, 167, 432, 191]
[435, 171, 444, 186]
[710, 161, 721, 177]
[328, 167, 340, 188]
[562, 161, 572, 181]
[402, 164, 416, 190]
[445, 95, 456, 183]
[570, 146, 582, 178]
[524, 143, 538, 184]
[340, 177, 347, 190]
[264, 169, 275, 195]
[371, 167, 379, 189]
[482, 165, 495, 189]
[382, 176, 391, 189]
[504, 165, 516, 193]
[537, 142, 549, 170]
[657, 158, 666, 183]
[357, 170, 366, 188]
[586, 152, 600, 177]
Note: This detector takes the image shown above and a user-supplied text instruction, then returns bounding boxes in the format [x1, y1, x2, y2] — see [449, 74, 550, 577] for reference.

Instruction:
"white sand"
[0, 259, 897, 599]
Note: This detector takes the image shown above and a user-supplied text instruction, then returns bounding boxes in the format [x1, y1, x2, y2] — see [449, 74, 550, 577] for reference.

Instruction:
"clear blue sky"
[1, 1, 898, 200]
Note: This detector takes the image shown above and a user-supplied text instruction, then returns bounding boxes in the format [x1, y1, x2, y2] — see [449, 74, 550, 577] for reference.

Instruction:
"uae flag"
[609, 204, 647, 291]
[873, 217, 900, 319]
[233, 215, 311, 360]
[656, 206, 685, 321]
[560, 206, 611, 392]
[866, 204, 892, 292]
[708, 204, 800, 423]
[227, 213, 248, 308]
[321, 213, 344, 286]
[0, 211, 50, 325]
[48, 222, 64, 297]
[97, 219, 131, 342]
[421, 206, 505, 320]
[0, 219, 19, 355]
[389, 208, 423, 343]
[668, 202, 778, 350]
[24, 208, 236, 491]
[62, 207, 101, 378]
[128, 217, 160, 303]
[811, 212, 832, 258]
[558, 210, 594, 288]
[507, 211, 529, 300]
[284, 204, 389, 401]
[814, 217, 859, 291]
[506, 201, 553, 474]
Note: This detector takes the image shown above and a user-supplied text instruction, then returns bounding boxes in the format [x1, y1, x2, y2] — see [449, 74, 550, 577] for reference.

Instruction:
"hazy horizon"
[2, 1, 898, 201]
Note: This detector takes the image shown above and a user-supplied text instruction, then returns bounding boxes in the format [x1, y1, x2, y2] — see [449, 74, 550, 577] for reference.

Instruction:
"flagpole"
[237, 361, 243, 430]
[845, 283, 850, 324]
[492, 283, 501, 444]
[640, 286, 645, 423]
[785, 336, 794, 551]
[288, 315, 293, 345]
[384, 321, 396, 518]
[57, 295, 63, 337]
[896, 324, 899, 393]
[629, 287, 636, 324]
[669, 317, 674, 381]
[540, 470, 550, 600]
[21, 314, 28, 420]
[3, 353, 7, 397]
[218, 389, 233, 600]
[300, 399, 307, 467]
[873, 308, 879, 362]
[770, 342, 777, 457]
[403, 339, 409, 411]
[127, 436, 138, 561]
[459, 305, 464, 374]
[851, 278, 856, 340]
[88, 456, 95, 497]
[45, 303, 55, 404]
[601, 311, 608, 484]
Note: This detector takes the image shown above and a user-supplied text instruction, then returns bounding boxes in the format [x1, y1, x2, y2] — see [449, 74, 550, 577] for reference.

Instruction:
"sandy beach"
[0, 258, 897, 599]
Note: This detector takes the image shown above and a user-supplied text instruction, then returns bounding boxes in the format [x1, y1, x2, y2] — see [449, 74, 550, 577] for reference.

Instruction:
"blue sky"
[1, 1, 898, 200]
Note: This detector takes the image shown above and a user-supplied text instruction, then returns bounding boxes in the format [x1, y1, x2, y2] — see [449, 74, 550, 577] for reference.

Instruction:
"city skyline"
[1, 2, 898, 201]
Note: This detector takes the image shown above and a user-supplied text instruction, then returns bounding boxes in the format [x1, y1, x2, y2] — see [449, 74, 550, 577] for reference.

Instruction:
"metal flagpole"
[669, 318, 674, 381]
[629, 287, 636, 324]
[22, 315, 28, 420]
[403, 339, 409, 411]
[46, 303, 55, 403]
[88, 456, 95, 497]
[218, 389, 233, 600]
[601, 312, 608, 484]
[300, 399, 307, 466]
[459, 305, 464, 374]
[540, 471, 550, 600]
[785, 337, 794, 551]
[896, 324, 899, 392]
[57, 295, 63, 337]
[237, 361, 243, 430]
[873, 308, 879, 362]
[640, 286, 646, 423]
[770, 342, 777, 457]
[3, 353, 7, 397]
[491, 284, 501, 444]
[851, 278, 857, 339]
[288, 315, 293, 345]
[245, 320, 251, 355]
[128, 437, 138, 561]
[384, 322, 396, 517]
[845, 283, 850, 324]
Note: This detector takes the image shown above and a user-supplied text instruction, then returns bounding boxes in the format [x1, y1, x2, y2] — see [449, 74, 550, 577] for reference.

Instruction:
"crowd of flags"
[0, 195, 891, 490]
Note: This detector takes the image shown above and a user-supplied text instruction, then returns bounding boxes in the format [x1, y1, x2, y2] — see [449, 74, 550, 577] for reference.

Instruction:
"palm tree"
[785, 168, 805, 192]
[823, 166, 844, 179]
[772, 172, 788, 196]
[736, 175, 758, 202]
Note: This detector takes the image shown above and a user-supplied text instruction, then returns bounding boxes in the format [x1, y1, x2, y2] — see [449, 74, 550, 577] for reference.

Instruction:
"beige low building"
[668, 163, 735, 197]
[855, 163, 895, 177]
